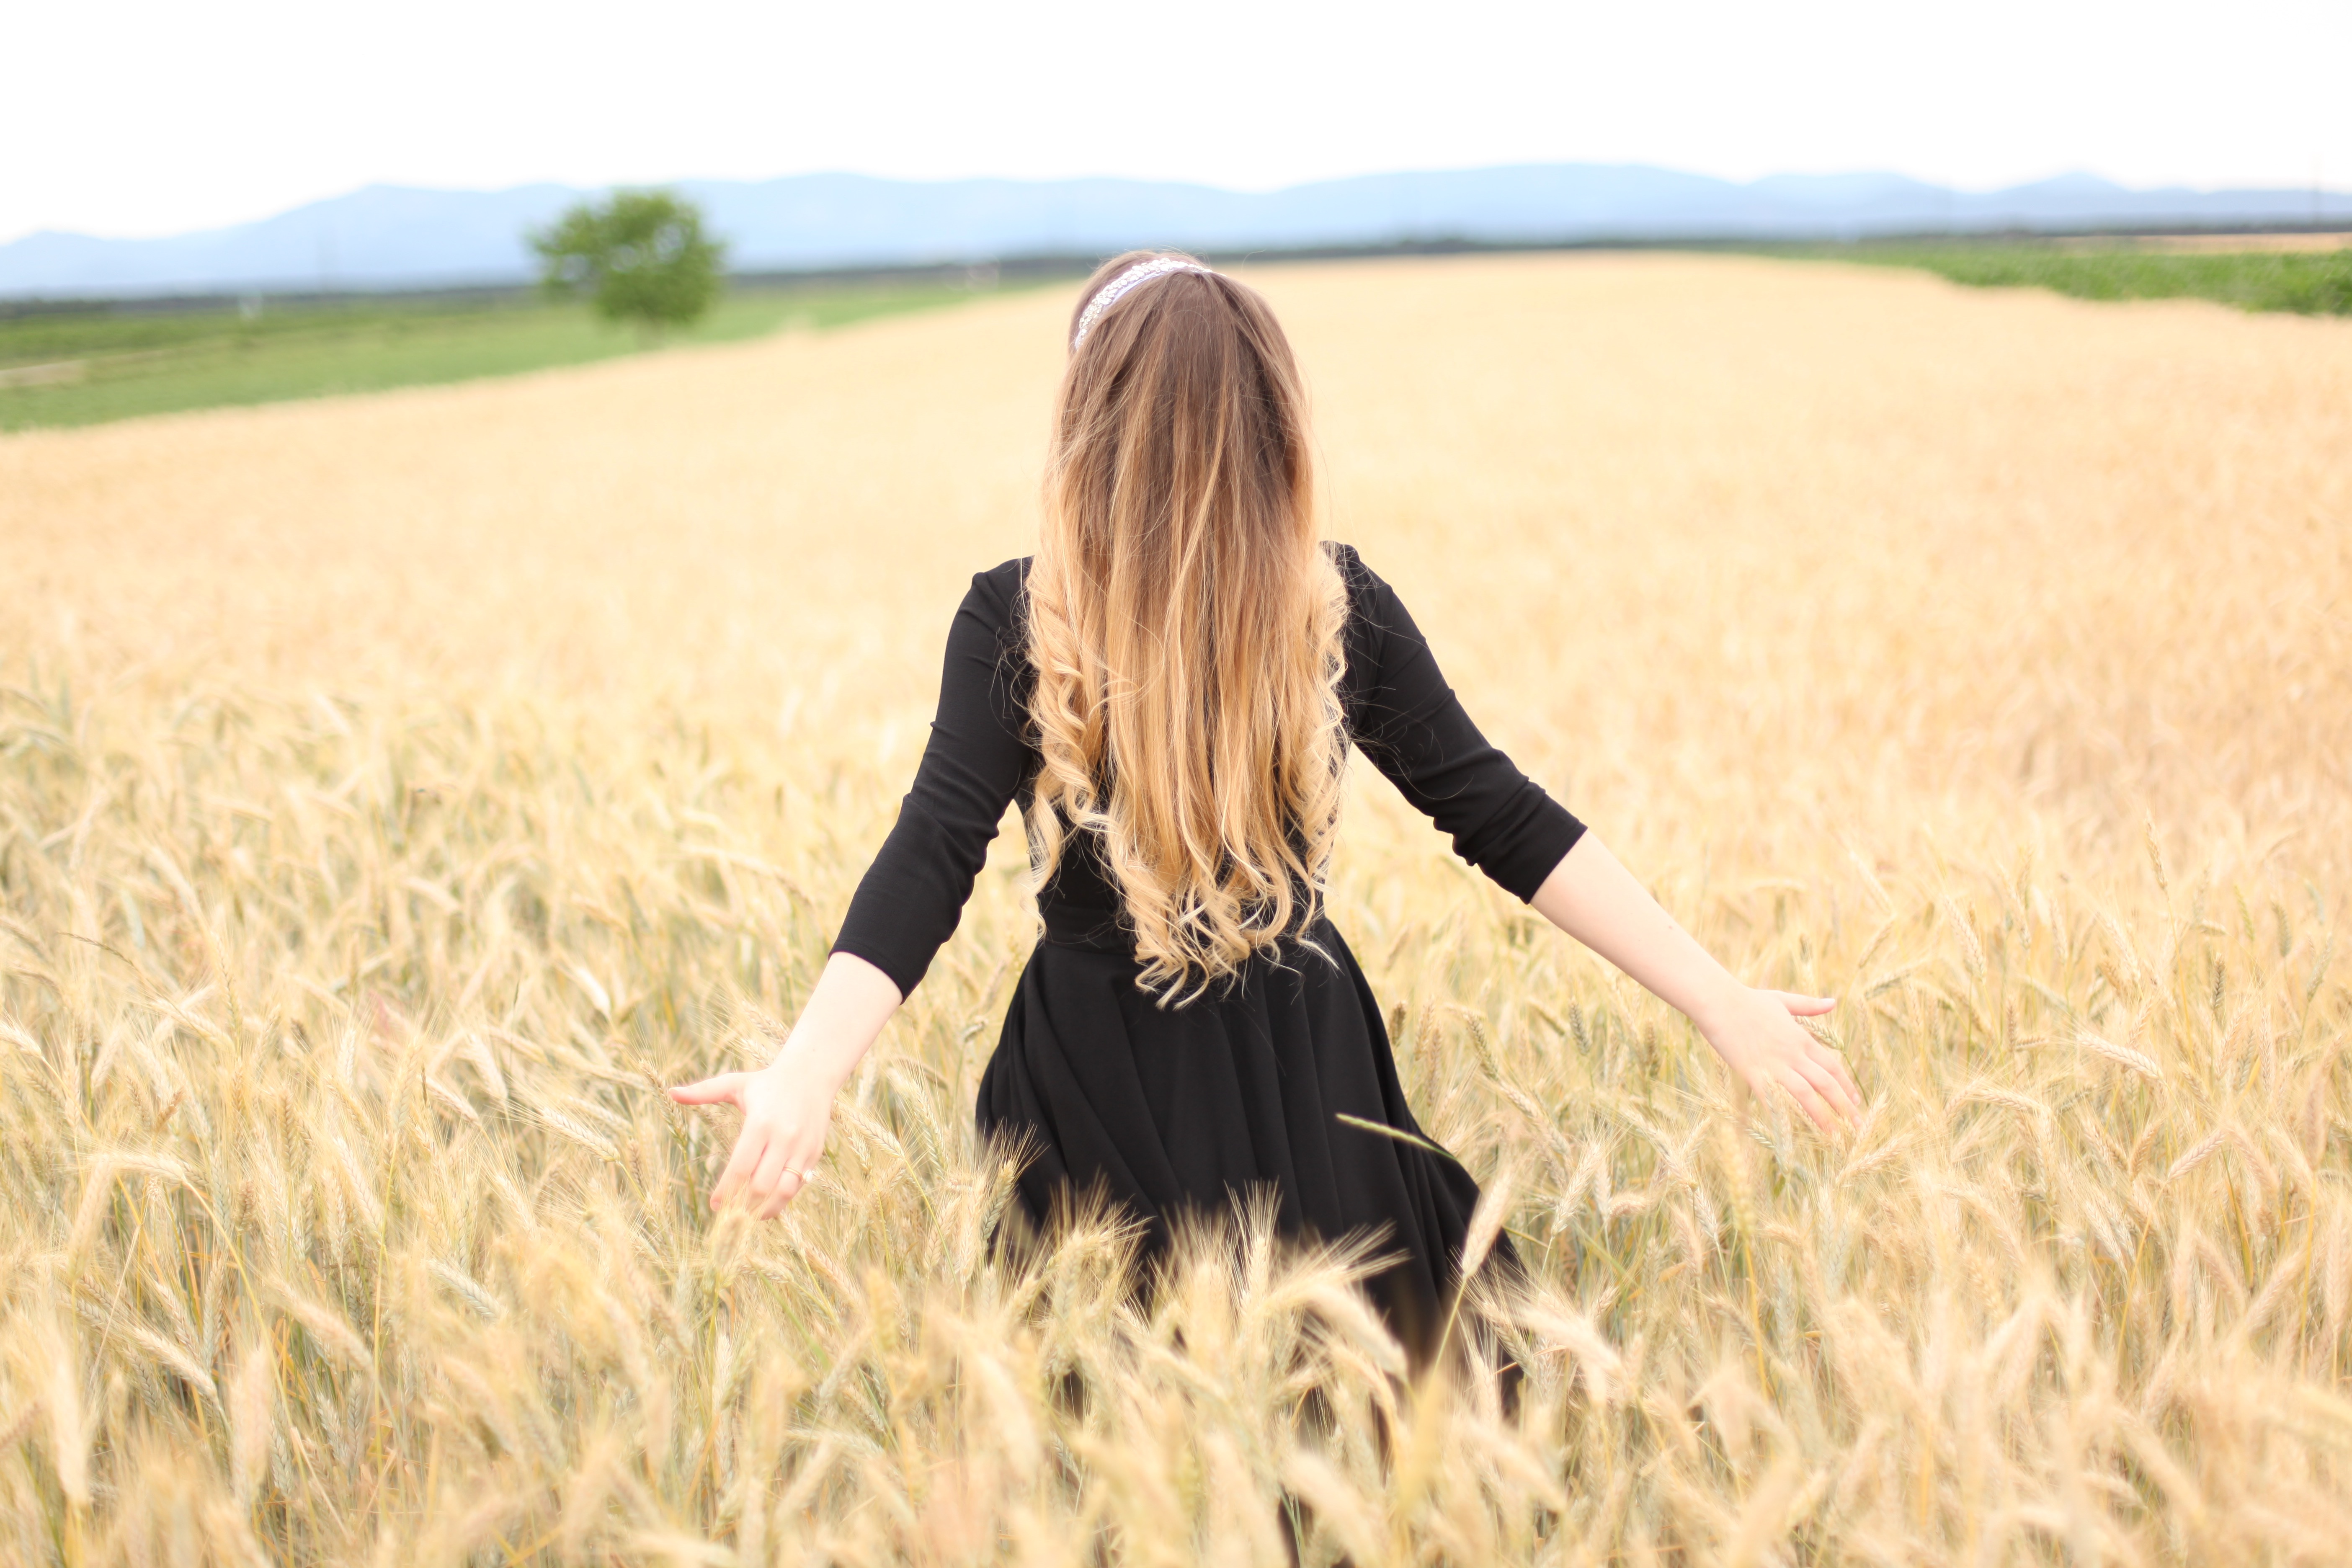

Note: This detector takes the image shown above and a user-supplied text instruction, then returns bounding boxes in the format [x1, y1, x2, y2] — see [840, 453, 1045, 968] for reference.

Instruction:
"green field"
[1770, 238, 2352, 315]
[14, 242, 2344, 436]
[0, 280, 1010, 431]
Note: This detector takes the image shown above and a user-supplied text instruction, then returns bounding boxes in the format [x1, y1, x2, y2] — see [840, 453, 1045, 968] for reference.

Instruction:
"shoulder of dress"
[1322, 539, 1377, 593]
[965, 557, 1034, 617]
[1321, 540, 1380, 621]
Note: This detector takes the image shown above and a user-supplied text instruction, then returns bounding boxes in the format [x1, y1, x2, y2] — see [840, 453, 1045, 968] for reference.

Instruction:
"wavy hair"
[1026, 250, 1348, 1003]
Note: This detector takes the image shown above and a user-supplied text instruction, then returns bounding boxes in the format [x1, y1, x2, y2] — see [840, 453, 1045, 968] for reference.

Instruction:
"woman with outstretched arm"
[673, 252, 1859, 1365]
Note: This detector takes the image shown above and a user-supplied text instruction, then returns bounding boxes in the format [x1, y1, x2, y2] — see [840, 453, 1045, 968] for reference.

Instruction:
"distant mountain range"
[3, 165, 2342, 299]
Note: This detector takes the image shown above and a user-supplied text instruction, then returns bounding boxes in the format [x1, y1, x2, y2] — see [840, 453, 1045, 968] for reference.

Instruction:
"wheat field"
[2, 253, 2349, 1565]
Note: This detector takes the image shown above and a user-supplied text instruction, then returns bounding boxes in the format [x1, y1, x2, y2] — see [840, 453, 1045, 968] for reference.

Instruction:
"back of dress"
[834, 542, 1579, 994]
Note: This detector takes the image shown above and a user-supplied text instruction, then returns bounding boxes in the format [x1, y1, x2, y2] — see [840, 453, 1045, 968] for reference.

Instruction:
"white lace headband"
[1070, 256, 1215, 348]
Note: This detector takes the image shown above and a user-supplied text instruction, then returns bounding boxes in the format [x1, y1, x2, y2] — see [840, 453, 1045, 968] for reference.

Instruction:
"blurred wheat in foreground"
[2, 255, 2349, 1565]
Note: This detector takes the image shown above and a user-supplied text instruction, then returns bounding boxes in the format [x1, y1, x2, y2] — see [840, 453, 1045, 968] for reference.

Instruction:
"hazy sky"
[8, 0, 2347, 244]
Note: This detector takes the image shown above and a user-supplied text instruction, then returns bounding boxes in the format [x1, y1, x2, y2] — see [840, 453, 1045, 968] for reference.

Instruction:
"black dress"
[832, 543, 1583, 1362]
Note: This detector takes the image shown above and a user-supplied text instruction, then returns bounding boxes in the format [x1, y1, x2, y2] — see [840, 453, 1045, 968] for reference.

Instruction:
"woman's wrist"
[758, 951, 903, 1094]
[765, 1034, 857, 1096]
[1684, 976, 1754, 1037]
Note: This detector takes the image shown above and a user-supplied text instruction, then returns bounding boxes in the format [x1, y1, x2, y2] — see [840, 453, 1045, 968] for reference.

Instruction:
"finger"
[669, 1073, 747, 1106]
[755, 1163, 807, 1221]
[754, 1176, 800, 1222]
[709, 1126, 767, 1211]
[1773, 992, 1837, 1018]
[1795, 1054, 1860, 1123]
[1777, 1066, 1842, 1134]
[776, 1147, 823, 1222]
[1809, 1038, 1862, 1102]
[743, 1137, 794, 1218]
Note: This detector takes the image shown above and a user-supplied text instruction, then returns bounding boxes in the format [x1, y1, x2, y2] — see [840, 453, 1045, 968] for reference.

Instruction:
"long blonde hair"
[1026, 251, 1349, 1003]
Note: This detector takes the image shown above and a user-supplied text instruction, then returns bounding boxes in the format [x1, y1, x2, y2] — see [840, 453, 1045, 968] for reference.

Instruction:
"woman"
[671, 252, 1859, 1365]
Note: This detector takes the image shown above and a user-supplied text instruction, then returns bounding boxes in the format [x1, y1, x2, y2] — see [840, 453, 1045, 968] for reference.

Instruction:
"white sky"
[8, 0, 2347, 244]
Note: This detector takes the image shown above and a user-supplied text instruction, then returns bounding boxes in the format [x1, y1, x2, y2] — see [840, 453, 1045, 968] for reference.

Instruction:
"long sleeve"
[1334, 544, 1584, 900]
[830, 560, 1035, 996]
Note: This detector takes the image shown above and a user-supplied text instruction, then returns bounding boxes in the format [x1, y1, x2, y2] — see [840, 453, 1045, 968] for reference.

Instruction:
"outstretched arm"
[1333, 547, 1859, 1132]
[668, 952, 902, 1217]
[1532, 835, 1859, 1131]
[670, 563, 1034, 1218]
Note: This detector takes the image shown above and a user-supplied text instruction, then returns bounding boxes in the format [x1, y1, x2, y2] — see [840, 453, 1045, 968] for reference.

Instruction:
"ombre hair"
[1026, 250, 1349, 1003]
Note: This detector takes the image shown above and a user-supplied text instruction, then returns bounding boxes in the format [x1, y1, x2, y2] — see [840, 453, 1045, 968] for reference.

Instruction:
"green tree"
[531, 189, 725, 335]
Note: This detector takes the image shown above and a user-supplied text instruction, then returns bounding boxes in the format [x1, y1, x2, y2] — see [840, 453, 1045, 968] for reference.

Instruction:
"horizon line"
[12, 159, 2351, 250]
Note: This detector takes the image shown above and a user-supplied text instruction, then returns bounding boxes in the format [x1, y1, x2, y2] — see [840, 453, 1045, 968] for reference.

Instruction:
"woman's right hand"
[669, 1060, 837, 1219]
[1691, 986, 1861, 1133]
[1530, 837, 1863, 1134]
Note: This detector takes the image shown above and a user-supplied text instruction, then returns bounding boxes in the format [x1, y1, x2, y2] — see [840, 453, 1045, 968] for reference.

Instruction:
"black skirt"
[975, 913, 1514, 1366]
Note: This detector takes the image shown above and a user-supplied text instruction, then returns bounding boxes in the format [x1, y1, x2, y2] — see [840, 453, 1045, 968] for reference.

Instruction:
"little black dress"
[831, 544, 1584, 1362]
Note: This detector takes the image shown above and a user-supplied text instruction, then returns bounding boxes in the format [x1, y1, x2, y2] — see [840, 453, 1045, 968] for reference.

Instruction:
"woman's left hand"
[665, 951, 904, 1223]
[1693, 988, 1861, 1133]
[669, 1059, 836, 1219]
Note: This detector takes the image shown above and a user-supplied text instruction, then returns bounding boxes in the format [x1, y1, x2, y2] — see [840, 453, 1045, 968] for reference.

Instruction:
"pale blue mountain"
[1, 165, 2337, 298]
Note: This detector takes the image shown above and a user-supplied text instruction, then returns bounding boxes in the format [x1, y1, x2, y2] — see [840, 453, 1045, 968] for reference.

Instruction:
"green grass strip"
[1759, 240, 2352, 317]
[0, 281, 1015, 433]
